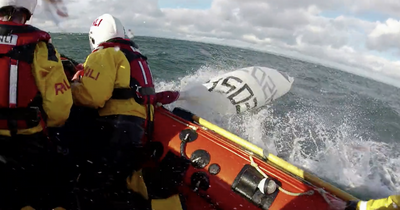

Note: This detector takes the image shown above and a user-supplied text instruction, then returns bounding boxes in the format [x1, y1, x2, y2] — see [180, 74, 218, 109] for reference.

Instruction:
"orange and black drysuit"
[70, 38, 182, 209]
[0, 21, 73, 210]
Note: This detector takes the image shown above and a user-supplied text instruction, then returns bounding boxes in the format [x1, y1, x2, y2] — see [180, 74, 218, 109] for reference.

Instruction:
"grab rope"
[249, 156, 314, 197]
[249, 155, 339, 208]
[317, 188, 333, 206]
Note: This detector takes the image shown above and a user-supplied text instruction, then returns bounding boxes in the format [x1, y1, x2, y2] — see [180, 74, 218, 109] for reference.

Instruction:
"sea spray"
[159, 65, 400, 200]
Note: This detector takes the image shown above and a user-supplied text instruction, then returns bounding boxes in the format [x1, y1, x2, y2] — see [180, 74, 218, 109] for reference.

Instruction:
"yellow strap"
[126, 169, 149, 200]
[151, 194, 183, 210]
[21, 207, 35, 210]
[192, 115, 358, 201]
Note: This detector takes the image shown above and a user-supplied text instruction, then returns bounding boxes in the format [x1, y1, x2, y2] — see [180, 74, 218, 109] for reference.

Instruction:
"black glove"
[344, 201, 358, 210]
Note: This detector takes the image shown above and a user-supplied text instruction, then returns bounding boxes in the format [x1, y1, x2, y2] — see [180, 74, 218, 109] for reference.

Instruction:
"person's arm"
[32, 42, 73, 127]
[332, 195, 400, 210]
[350, 195, 400, 210]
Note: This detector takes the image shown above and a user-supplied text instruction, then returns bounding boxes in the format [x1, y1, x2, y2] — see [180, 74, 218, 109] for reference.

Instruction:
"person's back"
[73, 41, 149, 119]
[0, 1, 73, 209]
[70, 13, 183, 209]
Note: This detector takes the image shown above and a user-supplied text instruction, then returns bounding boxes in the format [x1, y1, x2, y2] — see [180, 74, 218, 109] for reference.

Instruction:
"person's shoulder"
[91, 46, 121, 57]
[33, 41, 60, 63]
[19, 24, 48, 34]
[25, 24, 43, 32]
[86, 47, 124, 66]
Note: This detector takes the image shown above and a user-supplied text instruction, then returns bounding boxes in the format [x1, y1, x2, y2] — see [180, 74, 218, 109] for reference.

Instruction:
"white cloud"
[31, 0, 400, 82]
[367, 19, 400, 52]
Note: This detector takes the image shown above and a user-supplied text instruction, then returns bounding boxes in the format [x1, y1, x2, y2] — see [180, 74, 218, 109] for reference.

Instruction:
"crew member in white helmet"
[70, 13, 182, 209]
[0, 0, 73, 210]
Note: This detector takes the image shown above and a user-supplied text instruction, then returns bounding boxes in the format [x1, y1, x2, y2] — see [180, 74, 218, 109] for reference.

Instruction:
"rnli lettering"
[0, 34, 18, 45]
[84, 68, 100, 80]
[55, 79, 71, 95]
[92, 18, 103, 27]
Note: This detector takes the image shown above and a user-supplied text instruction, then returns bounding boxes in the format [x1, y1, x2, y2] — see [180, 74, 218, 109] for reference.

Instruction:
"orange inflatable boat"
[150, 106, 359, 210]
[60, 56, 358, 209]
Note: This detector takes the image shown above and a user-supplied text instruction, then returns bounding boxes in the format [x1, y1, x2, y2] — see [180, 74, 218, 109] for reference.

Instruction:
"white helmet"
[0, 0, 37, 20]
[89, 13, 126, 51]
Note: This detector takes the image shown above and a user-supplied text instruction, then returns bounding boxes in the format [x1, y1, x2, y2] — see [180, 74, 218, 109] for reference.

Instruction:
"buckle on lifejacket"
[139, 87, 155, 95]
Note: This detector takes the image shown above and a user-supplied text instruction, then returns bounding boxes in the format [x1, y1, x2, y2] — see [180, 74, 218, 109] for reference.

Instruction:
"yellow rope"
[249, 156, 314, 196]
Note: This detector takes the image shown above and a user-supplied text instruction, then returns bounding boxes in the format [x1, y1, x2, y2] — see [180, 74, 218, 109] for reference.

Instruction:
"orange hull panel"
[152, 107, 340, 210]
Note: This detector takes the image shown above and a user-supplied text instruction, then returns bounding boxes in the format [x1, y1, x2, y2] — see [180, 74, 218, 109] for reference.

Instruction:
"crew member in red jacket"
[71, 13, 182, 209]
[0, 0, 73, 210]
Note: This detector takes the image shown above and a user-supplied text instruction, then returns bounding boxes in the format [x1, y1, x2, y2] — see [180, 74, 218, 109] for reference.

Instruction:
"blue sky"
[158, 0, 391, 23]
[320, 10, 389, 22]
